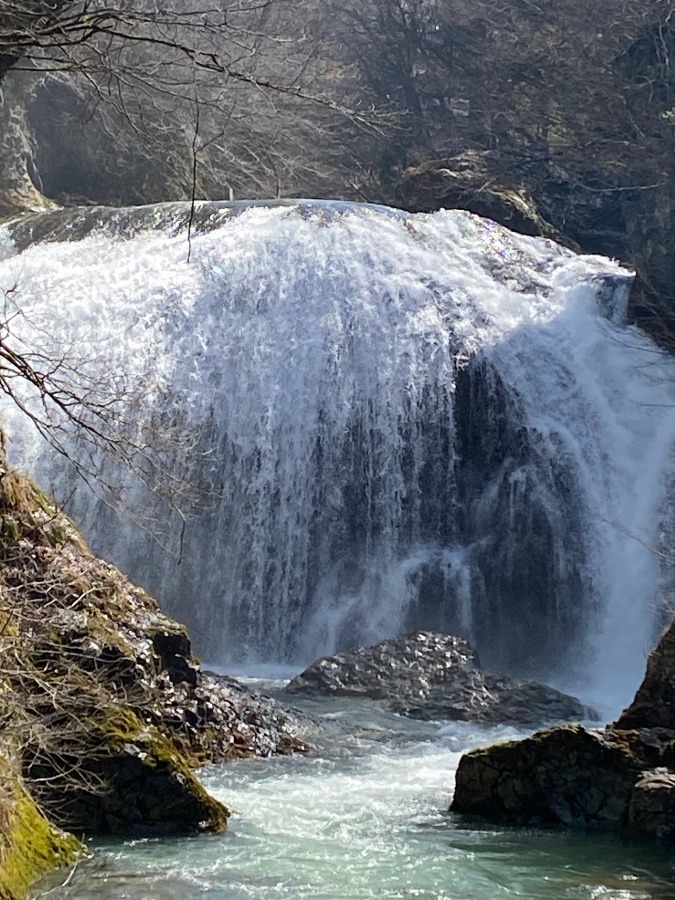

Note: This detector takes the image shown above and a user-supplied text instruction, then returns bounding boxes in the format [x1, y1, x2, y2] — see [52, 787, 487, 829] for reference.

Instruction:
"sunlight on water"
[1, 202, 673, 716]
[42, 698, 674, 900]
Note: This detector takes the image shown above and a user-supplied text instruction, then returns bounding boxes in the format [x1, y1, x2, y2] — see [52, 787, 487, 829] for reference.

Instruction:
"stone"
[451, 618, 675, 844]
[626, 770, 675, 842]
[452, 725, 639, 828]
[615, 621, 675, 731]
[397, 151, 564, 244]
[286, 631, 478, 701]
[286, 631, 593, 726]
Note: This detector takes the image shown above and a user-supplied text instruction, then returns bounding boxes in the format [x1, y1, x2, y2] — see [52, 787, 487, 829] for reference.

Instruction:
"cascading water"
[1, 200, 673, 708]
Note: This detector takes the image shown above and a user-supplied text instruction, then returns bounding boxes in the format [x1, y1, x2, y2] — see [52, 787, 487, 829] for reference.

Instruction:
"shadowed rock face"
[285, 631, 593, 727]
[451, 619, 675, 844]
[615, 622, 675, 731]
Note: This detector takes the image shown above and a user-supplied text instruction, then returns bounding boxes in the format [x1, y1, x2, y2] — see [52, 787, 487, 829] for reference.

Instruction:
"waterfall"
[1, 201, 673, 706]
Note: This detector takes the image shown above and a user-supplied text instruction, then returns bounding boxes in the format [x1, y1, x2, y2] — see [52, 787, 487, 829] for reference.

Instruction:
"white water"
[38, 688, 675, 900]
[1, 202, 674, 714]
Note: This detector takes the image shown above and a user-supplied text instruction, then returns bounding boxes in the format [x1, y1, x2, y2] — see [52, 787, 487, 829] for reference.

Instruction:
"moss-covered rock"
[70, 709, 230, 836]
[0, 756, 82, 900]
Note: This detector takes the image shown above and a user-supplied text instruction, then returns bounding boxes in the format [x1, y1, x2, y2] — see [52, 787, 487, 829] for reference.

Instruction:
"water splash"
[1, 201, 673, 708]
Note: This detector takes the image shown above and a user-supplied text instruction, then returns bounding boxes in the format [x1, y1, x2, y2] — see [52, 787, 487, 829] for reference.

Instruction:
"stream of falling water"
[1, 202, 674, 898]
[1, 201, 674, 710]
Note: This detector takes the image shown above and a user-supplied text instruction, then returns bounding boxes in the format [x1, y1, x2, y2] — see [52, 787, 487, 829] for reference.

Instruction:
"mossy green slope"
[0, 757, 82, 900]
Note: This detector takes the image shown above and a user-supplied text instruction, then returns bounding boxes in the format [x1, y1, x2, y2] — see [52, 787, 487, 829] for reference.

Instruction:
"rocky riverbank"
[0, 454, 307, 898]
[286, 631, 594, 727]
[452, 619, 675, 843]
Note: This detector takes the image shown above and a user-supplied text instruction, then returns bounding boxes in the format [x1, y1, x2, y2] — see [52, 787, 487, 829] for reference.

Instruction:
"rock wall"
[397, 150, 675, 352]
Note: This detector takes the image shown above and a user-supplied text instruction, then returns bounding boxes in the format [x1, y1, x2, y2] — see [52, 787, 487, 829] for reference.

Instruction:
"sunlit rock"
[286, 631, 593, 726]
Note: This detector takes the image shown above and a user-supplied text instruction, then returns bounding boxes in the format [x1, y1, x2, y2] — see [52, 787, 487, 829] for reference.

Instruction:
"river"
[37, 676, 675, 900]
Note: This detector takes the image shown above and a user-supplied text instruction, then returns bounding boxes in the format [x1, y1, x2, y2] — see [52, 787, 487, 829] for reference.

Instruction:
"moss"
[0, 472, 37, 515]
[43, 524, 67, 548]
[0, 762, 83, 900]
[90, 706, 230, 834]
[91, 706, 145, 751]
[0, 518, 21, 543]
[0, 469, 90, 555]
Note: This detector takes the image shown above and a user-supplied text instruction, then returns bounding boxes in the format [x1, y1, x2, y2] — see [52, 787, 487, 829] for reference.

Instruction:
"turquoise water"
[38, 690, 675, 900]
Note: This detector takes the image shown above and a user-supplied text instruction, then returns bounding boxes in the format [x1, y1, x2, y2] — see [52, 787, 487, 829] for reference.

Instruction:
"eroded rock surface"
[452, 725, 639, 828]
[452, 618, 675, 844]
[626, 770, 675, 842]
[286, 631, 592, 726]
[615, 621, 675, 731]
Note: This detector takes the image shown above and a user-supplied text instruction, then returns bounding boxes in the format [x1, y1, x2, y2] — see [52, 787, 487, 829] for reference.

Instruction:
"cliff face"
[0, 448, 306, 897]
[387, 7, 675, 351]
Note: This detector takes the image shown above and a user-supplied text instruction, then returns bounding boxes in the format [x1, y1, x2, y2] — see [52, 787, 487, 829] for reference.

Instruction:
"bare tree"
[329, 0, 674, 346]
[0, 1, 378, 206]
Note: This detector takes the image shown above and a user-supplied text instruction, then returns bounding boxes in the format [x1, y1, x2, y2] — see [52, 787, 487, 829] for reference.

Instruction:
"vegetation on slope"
[0, 443, 305, 895]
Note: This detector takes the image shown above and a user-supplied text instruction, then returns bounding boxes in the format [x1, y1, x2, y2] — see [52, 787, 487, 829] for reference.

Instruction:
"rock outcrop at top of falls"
[0, 454, 307, 898]
[285, 631, 594, 726]
[451, 618, 675, 844]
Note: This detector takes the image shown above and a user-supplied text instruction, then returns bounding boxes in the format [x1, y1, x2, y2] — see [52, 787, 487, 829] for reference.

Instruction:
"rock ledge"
[451, 619, 675, 844]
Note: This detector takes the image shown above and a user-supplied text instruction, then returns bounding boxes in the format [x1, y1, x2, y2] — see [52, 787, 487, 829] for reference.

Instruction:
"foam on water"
[0, 201, 673, 712]
[35, 706, 675, 899]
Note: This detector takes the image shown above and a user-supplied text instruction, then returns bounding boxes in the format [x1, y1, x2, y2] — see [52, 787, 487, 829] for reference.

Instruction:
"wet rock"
[286, 631, 592, 726]
[452, 618, 675, 844]
[61, 710, 230, 837]
[452, 725, 639, 828]
[615, 621, 675, 731]
[286, 631, 476, 699]
[399, 673, 593, 726]
[626, 770, 675, 842]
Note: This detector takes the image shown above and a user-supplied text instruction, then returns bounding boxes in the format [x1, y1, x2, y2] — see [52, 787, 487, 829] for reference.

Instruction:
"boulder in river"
[451, 618, 675, 844]
[286, 631, 593, 726]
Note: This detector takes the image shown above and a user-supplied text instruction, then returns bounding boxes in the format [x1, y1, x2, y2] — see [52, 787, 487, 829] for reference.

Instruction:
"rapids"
[35, 682, 675, 900]
[0, 201, 673, 713]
